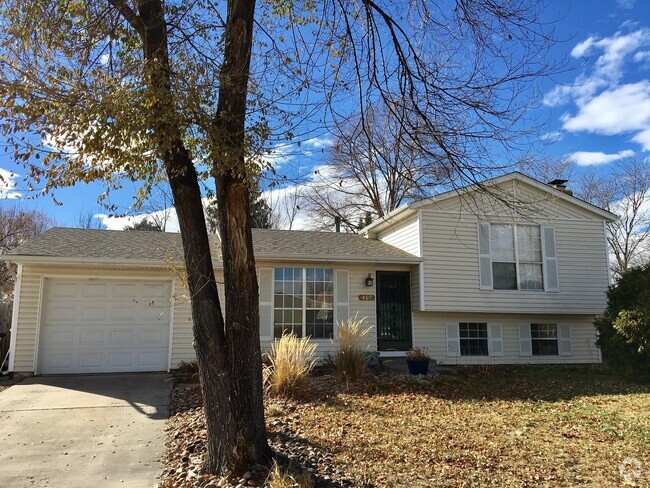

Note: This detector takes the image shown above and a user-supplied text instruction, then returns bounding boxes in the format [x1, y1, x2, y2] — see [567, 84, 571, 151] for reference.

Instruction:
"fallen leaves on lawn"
[161, 368, 650, 487]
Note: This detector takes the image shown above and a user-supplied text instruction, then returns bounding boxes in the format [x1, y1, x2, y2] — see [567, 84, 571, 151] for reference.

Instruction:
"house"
[2, 172, 616, 375]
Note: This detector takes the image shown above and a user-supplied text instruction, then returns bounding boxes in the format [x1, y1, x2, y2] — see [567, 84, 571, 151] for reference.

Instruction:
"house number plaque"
[358, 294, 375, 301]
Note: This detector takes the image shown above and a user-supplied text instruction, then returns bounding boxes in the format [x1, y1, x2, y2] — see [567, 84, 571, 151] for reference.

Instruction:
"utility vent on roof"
[547, 179, 573, 196]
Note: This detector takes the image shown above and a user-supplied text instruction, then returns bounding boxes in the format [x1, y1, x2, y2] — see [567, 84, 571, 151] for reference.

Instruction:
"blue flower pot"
[406, 359, 430, 375]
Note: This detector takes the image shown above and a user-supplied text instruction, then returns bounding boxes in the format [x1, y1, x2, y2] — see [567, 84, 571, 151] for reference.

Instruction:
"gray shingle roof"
[5, 227, 418, 264]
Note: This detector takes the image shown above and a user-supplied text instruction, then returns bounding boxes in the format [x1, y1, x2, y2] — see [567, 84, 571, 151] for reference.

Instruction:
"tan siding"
[376, 216, 421, 256]
[13, 268, 41, 372]
[413, 312, 600, 364]
[254, 261, 412, 360]
[170, 271, 226, 368]
[376, 216, 422, 311]
[426, 180, 602, 221]
[419, 209, 609, 314]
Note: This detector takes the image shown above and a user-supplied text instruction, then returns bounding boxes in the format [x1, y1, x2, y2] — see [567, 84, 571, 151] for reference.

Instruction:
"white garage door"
[38, 278, 172, 374]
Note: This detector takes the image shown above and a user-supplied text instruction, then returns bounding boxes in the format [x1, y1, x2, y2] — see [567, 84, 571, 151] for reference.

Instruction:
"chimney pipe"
[334, 216, 341, 233]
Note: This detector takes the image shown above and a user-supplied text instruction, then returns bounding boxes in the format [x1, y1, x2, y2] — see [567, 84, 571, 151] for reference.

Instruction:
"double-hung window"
[459, 322, 489, 356]
[482, 223, 549, 291]
[273, 267, 334, 339]
[530, 323, 559, 356]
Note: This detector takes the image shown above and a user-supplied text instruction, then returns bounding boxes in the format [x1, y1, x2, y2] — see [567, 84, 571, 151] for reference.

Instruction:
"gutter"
[359, 205, 416, 237]
[255, 253, 421, 264]
[0, 255, 203, 268]
[2, 253, 420, 267]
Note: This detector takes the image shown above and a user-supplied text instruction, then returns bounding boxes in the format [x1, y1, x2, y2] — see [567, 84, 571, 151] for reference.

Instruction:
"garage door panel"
[108, 351, 135, 368]
[111, 306, 137, 321]
[138, 328, 165, 346]
[38, 278, 171, 374]
[78, 352, 104, 368]
[81, 306, 106, 322]
[141, 306, 169, 322]
[46, 305, 77, 323]
[110, 329, 135, 345]
[78, 329, 106, 347]
[138, 350, 167, 367]
[113, 283, 138, 298]
[41, 352, 74, 371]
[48, 282, 78, 300]
[83, 283, 108, 298]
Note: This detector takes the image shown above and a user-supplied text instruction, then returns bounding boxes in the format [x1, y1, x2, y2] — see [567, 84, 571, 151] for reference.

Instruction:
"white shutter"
[519, 324, 532, 357]
[258, 268, 274, 340]
[488, 323, 503, 357]
[446, 323, 460, 357]
[478, 222, 493, 290]
[541, 226, 559, 292]
[335, 269, 349, 333]
[558, 324, 572, 356]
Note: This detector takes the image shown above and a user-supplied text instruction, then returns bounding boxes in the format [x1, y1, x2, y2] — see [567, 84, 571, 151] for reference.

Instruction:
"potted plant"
[405, 347, 430, 375]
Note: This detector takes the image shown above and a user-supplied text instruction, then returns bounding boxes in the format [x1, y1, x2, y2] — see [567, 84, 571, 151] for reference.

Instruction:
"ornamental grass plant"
[335, 315, 372, 383]
[264, 333, 317, 397]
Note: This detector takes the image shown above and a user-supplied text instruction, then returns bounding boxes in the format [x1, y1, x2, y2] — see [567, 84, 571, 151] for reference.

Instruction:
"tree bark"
[213, 0, 272, 470]
[132, 0, 270, 473]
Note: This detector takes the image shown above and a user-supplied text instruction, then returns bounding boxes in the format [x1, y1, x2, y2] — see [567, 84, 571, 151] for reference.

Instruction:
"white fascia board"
[409, 172, 617, 222]
[359, 205, 417, 237]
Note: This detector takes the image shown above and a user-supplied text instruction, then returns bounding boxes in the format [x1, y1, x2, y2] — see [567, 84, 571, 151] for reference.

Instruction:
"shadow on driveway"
[0, 373, 172, 488]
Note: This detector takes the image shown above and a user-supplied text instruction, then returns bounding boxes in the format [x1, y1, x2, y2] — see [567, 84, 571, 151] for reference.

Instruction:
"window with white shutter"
[558, 324, 572, 356]
[519, 323, 532, 356]
[541, 226, 559, 292]
[446, 323, 460, 357]
[258, 268, 274, 340]
[478, 223, 557, 292]
[488, 323, 503, 356]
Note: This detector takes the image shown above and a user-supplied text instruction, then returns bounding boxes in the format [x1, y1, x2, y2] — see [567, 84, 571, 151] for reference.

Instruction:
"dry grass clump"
[335, 315, 372, 383]
[264, 333, 317, 397]
[266, 460, 313, 488]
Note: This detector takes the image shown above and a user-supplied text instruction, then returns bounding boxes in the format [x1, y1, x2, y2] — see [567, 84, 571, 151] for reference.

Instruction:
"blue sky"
[0, 0, 649, 230]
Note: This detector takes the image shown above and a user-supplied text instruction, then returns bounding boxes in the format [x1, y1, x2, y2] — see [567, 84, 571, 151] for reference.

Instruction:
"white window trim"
[481, 222, 548, 292]
[529, 322, 559, 357]
[458, 322, 490, 357]
[273, 267, 335, 341]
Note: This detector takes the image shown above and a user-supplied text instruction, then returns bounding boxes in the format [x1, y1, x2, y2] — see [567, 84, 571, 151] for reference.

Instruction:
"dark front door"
[376, 271, 412, 351]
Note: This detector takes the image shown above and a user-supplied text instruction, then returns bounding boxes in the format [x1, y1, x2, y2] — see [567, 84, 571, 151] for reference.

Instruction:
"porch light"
[365, 273, 374, 287]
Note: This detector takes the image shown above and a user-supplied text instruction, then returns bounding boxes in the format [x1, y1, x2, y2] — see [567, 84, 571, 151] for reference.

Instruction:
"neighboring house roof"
[4, 227, 419, 266]
[361, 171, 618, 236]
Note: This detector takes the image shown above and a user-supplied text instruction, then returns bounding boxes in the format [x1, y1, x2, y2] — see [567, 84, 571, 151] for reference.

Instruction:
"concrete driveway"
[0, 374, 172, 488]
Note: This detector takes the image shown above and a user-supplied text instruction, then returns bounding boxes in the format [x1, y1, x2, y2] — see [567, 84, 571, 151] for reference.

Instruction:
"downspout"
[5, 263, 22, 375]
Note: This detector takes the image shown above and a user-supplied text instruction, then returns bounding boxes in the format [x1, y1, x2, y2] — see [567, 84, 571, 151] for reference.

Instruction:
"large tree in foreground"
[0, 0, 562, 476]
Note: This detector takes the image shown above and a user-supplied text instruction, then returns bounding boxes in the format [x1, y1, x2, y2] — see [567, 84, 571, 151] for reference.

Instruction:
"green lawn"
[264, 367, 650, 487]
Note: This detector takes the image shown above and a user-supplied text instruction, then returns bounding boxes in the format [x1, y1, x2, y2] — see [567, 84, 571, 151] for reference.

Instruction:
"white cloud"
[571, 37, 595, 58]
[544, 28, 650, 110]
[633, 50, 650, 63]
[632, 128, 650, 151]
[617, 0, 636, 9]
[567, 149, 635, 166]
[0, 169, 22, 199]
[96, 207, 180, 232]
[561, 81, 650, 137]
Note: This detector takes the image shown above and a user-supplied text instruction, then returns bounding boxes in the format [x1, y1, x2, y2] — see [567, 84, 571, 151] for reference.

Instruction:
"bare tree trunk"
[212, 0, 271, 470]
[130, 0, 258, 473]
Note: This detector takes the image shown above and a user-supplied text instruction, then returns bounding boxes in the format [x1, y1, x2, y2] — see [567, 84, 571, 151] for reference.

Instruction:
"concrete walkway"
[0, 374, 172, 488]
